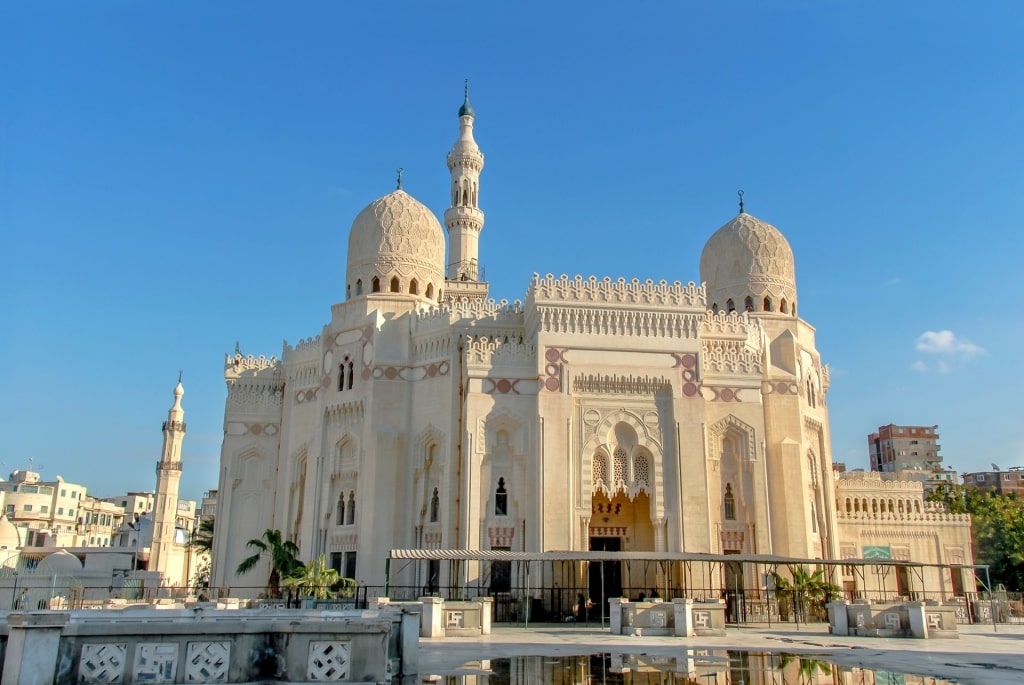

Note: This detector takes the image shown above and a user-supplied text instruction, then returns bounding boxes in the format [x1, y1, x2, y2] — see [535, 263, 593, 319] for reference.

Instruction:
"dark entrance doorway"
[588, 537, 623, 619]
[724, 554, 744, 623]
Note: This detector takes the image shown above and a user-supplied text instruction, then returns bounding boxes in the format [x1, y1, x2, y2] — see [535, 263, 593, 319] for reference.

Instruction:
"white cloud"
[888, 277, 903, 285]
[915, 330, 986, 357]
[910, 361, 928, 373]
[937, 360, 951, 374]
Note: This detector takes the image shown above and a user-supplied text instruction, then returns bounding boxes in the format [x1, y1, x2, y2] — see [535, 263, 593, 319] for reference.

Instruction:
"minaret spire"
[443, 81, 487, 300]
[150, 376, 187, 584]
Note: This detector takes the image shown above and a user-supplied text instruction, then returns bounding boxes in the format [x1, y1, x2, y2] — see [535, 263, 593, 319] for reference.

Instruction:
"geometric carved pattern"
[693, 611, 711, 628]
[308, 641, 350, 681]
[133, 643, 179, 683]
[185, 641, 230, 683]
[634, 454, 650, 488]
[79, 643, 127, 684]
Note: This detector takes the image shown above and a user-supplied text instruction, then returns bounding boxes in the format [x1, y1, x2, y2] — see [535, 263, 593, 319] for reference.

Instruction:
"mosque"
[210, 88, 973, 605]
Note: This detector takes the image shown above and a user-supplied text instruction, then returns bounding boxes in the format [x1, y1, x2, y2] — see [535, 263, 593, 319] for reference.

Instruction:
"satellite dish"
[992, 463, 1001, 471]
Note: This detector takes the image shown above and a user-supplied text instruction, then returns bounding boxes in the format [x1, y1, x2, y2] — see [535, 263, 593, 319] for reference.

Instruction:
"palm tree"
[191, 518, 215, 554]
[283, 554, 341, 600]
[235, 529, 302, 598]
[771, 565, 839, 623]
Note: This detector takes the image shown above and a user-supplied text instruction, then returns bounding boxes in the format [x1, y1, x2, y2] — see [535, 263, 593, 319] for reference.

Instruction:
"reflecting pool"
[421, 653, 958, 685]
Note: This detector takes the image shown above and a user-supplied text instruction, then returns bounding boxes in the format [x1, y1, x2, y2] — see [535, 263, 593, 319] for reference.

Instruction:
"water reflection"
[422, 653, 957, 685]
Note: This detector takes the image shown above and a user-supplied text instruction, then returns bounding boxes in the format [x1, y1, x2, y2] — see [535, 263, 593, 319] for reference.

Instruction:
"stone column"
[400, 609, 421, 673]
[907, 601, 928, 638]
[672, 598, 694, 637]
[479, 597, 493, 635]
[827, 600, 850, 636]
[418, 596, 444, 637]
[609, 597, 627, 634]
[2, 612, 69, 685]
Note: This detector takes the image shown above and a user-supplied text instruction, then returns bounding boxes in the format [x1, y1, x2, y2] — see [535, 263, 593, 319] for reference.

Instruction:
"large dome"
[346, 189, 446, 302]
[700, 212, 797, 315]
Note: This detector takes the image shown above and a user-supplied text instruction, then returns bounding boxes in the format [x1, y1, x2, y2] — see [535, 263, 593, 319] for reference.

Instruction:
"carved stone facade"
[211, 92, 972, 600]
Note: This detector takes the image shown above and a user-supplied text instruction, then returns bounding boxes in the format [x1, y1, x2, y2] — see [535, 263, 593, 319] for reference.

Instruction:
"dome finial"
[396, 167, 404, 190]
[737, 190, 745, 214]
[458, 79, 475, 118]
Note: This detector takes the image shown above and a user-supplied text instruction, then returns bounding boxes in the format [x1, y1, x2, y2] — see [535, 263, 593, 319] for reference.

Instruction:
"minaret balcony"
[156, 460, 183, 473]
[162, 420, 187, 432]
[447, 259, 485, 282]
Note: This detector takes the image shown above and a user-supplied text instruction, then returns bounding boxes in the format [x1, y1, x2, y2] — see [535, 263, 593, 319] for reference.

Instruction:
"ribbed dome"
[346, 189, 446, 301]
[0, 516, 22, 552]
[40, 549, 84, 574]
[700, 212, 797, 315]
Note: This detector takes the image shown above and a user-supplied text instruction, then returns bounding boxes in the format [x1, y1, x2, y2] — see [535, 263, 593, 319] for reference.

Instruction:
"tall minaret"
[443, 80, 488, 302]
[150, 374, 186, 581]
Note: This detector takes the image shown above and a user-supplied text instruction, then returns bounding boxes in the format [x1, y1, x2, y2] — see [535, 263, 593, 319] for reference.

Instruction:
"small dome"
[700, 212, 797, 314]
[0, 516, 22, 552]
[40, 549, 84, 574]
[346, 190, 446, 301]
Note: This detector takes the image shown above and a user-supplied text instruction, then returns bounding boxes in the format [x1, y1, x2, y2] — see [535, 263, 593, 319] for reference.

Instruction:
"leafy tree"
[235, 529, 303, 598]
[928, 483, 1024, 590]
[283, 554, 341, 600]
[771, 565, 839, 623]
[191, 518, 215, 555]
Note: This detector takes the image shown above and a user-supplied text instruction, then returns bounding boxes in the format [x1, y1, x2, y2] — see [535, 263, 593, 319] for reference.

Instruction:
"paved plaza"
[419, 623, 1024, 684]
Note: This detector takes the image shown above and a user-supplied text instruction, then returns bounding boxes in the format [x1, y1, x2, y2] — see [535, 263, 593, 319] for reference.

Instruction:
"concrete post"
[399, 609, 420, 673]
[907, 601, 928, 638]
[479, 597, 493, 635]
[418, 596, 444, 637]
[609, 597, 627, 634]
[827, 600, 850, 636]
[2, 612, 69, 685]
[672, 598, 694, 637]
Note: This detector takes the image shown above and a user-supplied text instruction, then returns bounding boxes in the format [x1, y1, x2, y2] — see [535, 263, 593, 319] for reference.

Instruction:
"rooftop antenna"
[178, 369, 183, 383]
[738, 190, 745, 214]
[396, 167, 404, 190]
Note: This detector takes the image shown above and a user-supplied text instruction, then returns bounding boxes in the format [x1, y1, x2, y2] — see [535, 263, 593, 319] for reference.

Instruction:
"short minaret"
[150, 374, 186, 581]
[443, 80, 489, 302]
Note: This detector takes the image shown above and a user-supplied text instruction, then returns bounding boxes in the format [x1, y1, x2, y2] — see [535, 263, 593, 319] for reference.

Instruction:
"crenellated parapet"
[413, 297, 525, 332]
[835, 510, 972, 524]
[225, 353, 280, 375]
[700, 310, 759, 338]
[532, 305, 702, 339]
[573, 373, 672, 396]
[467, 335, 536, 366]
[283, 335, 322, 365]
[701, 338, 762, 376]
[527, 273, 705, 309]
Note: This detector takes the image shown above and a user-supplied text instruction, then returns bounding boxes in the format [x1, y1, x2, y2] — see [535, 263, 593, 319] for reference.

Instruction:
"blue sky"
[2, 2, 1022, 503]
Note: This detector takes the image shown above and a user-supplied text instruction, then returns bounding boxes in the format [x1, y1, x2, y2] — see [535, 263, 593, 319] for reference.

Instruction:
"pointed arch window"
[495, 478, 508, 516]
[356, 279, 363, 296]
[613, 448, 627, 484]
[780, 298, 788, 314]
[409, 279, 419, 295]
[336, 493, 345, 526]
[592, 453, 607, 486]
[724, 483, 736, 520]
[425, 283, 434, 299]
[371, 277, 381, 293]
[346, 492, 356, 525]
[390, 276, 400, 293]
[763, 296, 772, 311]
[429, 487, 439, 523]
[726, 298, 735, 313]
[712, 303, 719, 314]
[744, 296, 754, 312]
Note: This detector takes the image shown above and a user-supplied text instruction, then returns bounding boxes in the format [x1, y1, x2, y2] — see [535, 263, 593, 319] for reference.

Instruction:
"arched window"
[409, 279, 419, 295]
[429, 488, 439, 523]
[336, 494, 345, 526]
[426, 283, 434, 299]
[845, 498, 851, 513]
[780, 298, 787, 314]
[346, 492, 356, 525]
[712, 303, 718, 314]
[593, 453, 607, 485]
[763, 297, 772, 311]
[390, 276, 400, 293]
[495, 478, 508, 516]
[371, 277, 381, 293]
[854, 499, 860, 512]
[724, 483, 736, 520]
[338, 363, 346, 391]
[726, 298, 735, 313]
[744, 296, 754, 311]
[347, 285, 351, 300]
[914, 500, 920, 513]
[613, 448, 627, 484]
[356, 279, 363, 295]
